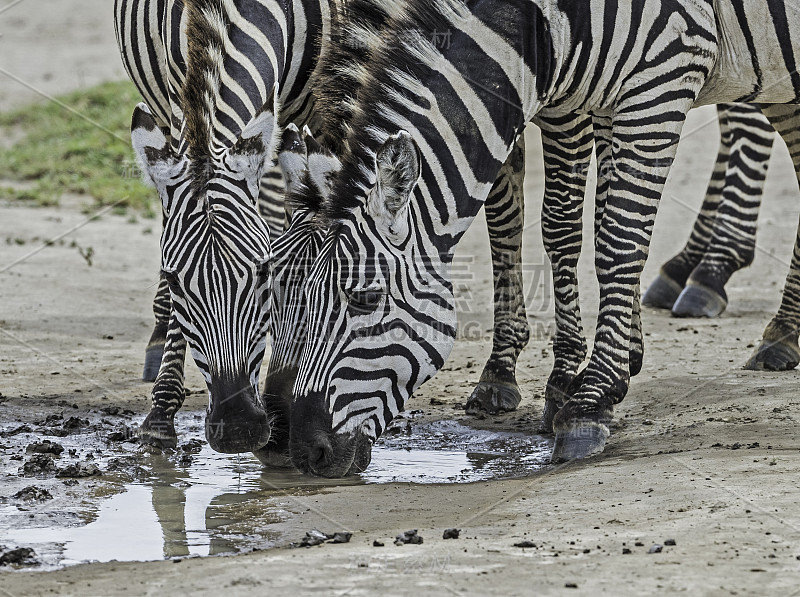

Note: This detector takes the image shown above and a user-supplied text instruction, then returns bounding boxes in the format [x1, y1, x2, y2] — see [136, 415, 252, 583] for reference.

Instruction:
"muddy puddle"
[0, 411, 550, 569]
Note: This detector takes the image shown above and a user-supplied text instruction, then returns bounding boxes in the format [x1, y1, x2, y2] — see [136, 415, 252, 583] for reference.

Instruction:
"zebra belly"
[695, 0, 800, 106]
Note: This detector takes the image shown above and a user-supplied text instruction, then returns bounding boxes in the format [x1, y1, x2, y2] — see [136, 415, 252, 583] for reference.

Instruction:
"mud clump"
[21, 454, 57, 477]
[57, 462, 101, 478]
[513, 540, 536, 548]
[0, 424, 33, 437]
[107, 424, 137, 443]
[394, 530, 423, 545]
[100, 406, 134, 417]
[442, 528, 460, 540]
[26, 440, 64, 455]
[181, 439, 204, 454]
[297, 530, 353, 547]
[40, 415, 91, 437]
[11, 486, 53, 502]
[0, 546, 39, 567]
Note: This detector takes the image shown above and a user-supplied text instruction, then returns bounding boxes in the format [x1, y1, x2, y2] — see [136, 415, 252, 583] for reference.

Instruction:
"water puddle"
[1, 413, 550, 569]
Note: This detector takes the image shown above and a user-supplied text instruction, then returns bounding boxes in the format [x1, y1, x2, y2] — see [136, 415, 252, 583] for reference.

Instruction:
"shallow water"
[2, 413, 550, 568]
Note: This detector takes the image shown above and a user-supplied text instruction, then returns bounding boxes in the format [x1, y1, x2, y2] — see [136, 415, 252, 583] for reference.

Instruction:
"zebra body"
[268, 0, 800, 475]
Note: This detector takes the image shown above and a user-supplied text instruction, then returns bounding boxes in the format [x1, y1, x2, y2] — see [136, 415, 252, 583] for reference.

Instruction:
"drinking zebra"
[266, 0, 800, 476]
[118, 0, 342, 454]
[115, 0, 325, 454]
[116, 0, 540, 458]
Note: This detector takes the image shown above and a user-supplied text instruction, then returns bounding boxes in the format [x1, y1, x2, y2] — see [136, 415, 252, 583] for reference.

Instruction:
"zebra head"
[285, 131, 458, 477]
[258, 124, 334, 463]
[130, 99, 278, 454]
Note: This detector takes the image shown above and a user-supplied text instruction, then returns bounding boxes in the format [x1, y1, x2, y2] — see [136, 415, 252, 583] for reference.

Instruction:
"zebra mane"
[286, 170, 326, 214]
[182, 0, 230, 183]
[309, 0, 468, 223]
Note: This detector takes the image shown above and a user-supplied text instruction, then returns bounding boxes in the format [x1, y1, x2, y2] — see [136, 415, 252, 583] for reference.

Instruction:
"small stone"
[622, 548, 632, 555]
[372, 540, 384, 547]
[664, 538, 676, 546]
[634, 541, 644, 547]
[26, 440, 64, 455]
[21, 454, 57, 477]
[56, 462, 101, 478]
[11, 486, 52, 502]
[513, 540, 536, 548]
[330, 532, 352, 544]
[442, 528, 460, 540]
[299, 529, 330, 547]
[565, 583, 578, 589]
[181, 439, 204, 453]
[394, 529, 423, 545]
[648, 544, 663, 554]
[0, 546, 38, 567]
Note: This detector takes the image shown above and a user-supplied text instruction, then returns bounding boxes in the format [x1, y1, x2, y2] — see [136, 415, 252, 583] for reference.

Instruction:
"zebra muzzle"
[206, 376, 271, 453]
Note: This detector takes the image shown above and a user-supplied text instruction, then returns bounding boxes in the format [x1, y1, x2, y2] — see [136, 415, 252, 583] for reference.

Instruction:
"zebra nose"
[307, 433, 333, 473]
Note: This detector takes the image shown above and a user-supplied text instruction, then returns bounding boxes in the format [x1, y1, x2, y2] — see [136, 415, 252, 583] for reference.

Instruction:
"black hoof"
[642, 273, 683, 310]
[671, 283, 727, 318]
[744, 339, 800, 371]
[139, 409, 177, 449]
[142, 345, 164, 382]
[465, 381, 522, 415]
[539, 400, 559, 434]
[551, 422, 609, 463]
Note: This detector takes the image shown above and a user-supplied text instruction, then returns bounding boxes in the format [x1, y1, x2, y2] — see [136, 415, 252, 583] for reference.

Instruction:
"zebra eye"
[346, 289, 385, 315]
[256, 259, 272, 279]
[162, 269, 183, 296]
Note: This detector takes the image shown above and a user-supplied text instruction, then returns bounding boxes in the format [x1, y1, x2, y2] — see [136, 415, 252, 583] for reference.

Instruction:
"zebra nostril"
[308, 436, 332, 471]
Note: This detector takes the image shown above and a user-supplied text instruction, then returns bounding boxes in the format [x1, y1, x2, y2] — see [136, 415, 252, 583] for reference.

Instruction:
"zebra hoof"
[465, 381, 521, 415]
[642, 273, 683, 310]
[551, 422, 609, 463]
[744, 339, 800, 371]
[142, 345, 164, 382]
[539, 399, 559, 434]
[139, 409, 177, 450]
[671, 283, 727, 318]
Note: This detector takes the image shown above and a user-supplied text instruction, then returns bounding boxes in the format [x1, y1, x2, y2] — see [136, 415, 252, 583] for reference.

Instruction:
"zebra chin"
[205, 375, 271, 454]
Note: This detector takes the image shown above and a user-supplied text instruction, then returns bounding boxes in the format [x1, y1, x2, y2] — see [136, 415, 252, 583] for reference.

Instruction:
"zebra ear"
[368, 131, 421, 235]
[303, 125, 341, 199]
[130, 103, 181, 188]
[277, 123, 308, 195]
[226, 89, 280, 181]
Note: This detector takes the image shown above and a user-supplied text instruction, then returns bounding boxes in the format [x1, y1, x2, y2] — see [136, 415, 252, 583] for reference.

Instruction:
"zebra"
[265, 0, 800, 476]
[118, 0, 339, 454]
[643, 103, 775, 319]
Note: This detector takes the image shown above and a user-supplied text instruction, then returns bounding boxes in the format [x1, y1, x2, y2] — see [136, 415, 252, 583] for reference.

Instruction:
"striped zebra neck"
[308, 0, 550, 250]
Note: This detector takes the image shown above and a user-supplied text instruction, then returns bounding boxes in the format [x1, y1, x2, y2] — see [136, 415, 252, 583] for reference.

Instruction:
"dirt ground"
[2, 2, 800, 595]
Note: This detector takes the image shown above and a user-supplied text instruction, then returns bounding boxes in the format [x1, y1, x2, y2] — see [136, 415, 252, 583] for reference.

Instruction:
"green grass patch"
[0, 80, 156, 216]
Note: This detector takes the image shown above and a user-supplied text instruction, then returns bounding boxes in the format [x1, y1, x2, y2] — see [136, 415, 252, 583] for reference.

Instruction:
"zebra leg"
[745, 105, 800, 371]
[465, 136, 530, 415]
[672, 104, 774, 317]
[643, 104, 733, 309]
[552, 107, 691, 462]
[143, 273, 171, 381]
[139, 312, 187, 448]
[536, 113, 593, 431]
